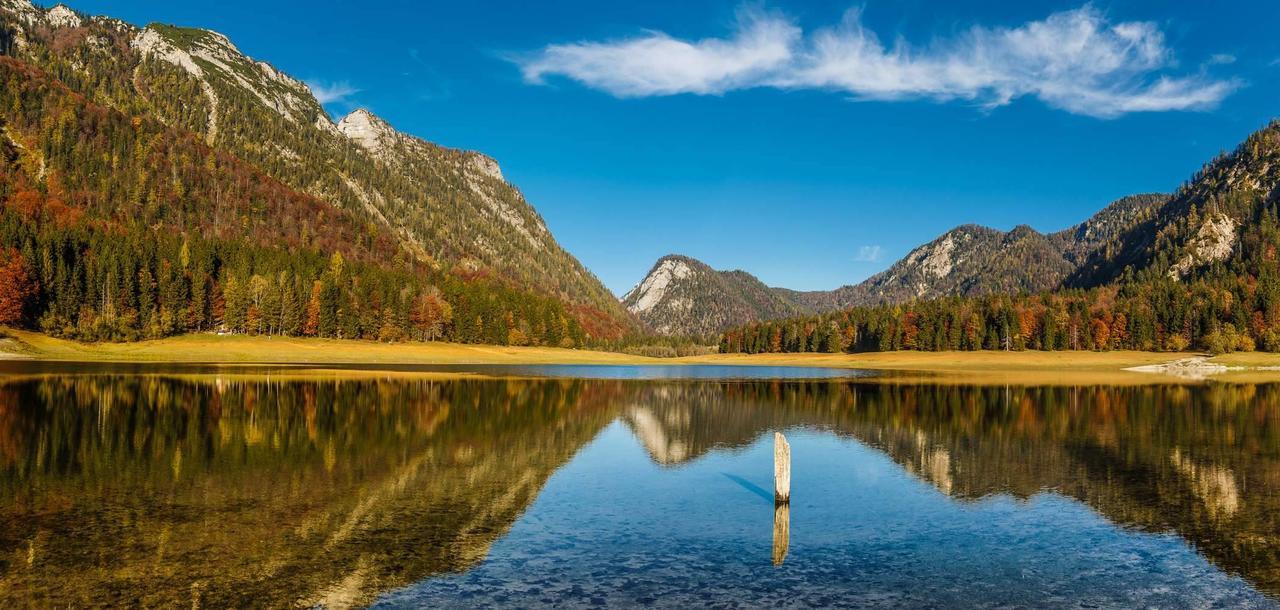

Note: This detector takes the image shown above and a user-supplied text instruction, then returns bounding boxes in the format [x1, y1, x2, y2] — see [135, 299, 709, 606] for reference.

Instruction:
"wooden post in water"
[774, 432, 791, 504]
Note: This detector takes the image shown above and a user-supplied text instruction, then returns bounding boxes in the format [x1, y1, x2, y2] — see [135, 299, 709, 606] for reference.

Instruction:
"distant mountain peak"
[714, 193, 1170, 317]
[0, 0, 78, 47]
[624, 255, 700, 316]
[622, 254, 800, 336]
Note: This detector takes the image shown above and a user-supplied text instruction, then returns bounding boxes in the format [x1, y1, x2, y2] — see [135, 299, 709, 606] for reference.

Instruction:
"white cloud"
[517, 5, 1240, 118]
[520, 8, 798, 97]
[1207, 53, 1236, 65]
[854, 245, 883, 263]
[306, 80, 361, 105]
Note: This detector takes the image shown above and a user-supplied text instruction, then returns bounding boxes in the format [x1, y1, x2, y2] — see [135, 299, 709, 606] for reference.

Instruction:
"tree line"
[0, 54, 590, 347]
[0, 208, 585, 347]
[720, 275, 1280, 356]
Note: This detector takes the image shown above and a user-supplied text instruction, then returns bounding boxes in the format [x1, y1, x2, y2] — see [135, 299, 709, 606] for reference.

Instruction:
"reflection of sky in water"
[451, 364, 871, 380]
[3, 370, 1278, 607]
[0, 361, 871, 380]
[378, 425, 1273, 608]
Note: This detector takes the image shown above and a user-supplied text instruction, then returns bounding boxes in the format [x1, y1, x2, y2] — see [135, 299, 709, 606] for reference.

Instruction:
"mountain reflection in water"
[0, 371, 1278, 607]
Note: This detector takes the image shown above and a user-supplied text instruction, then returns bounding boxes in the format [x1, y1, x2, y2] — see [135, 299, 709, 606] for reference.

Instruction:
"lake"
[0, 362, 1277, 608]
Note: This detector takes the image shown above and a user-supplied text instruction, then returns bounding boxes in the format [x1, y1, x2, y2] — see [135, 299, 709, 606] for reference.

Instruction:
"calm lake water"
[0, 363, 1278, 608]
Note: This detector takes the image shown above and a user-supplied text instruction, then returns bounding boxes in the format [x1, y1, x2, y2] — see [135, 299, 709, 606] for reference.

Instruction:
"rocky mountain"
[796, 119, 1280, 316]
[627, 195, 1166, 335]
[621, 255, 802, 336]
[789, 193, 1168, 310]
[0, 0, 632, 337]
[1066, 123, 1280, 287]
[714, 119, 1280, 353]
[627, 124, 1280, 341]
[789, 223, 1075, 310]
[1053, 194, 1165, 265]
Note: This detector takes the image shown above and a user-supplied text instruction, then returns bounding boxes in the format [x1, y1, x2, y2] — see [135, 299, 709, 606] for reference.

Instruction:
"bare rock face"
[44, 4, 80, 28]
[131, 25, 318, 125]
[774, 432, 791, 504]
[467, 153, 504, 182]
[337, 109, 400, 158]
[1168, 213, 1237, 279]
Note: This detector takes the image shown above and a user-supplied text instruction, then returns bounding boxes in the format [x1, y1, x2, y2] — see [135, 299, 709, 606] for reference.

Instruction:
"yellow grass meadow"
[11, 327, 1280, 384]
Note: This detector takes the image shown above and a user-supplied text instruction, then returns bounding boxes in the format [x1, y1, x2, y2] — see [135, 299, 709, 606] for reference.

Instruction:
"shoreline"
[6, 329, 1280, 382]
[0, 329, 660, 366]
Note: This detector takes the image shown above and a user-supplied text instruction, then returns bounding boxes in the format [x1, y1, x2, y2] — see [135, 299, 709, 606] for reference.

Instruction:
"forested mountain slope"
[790, 194, 1167, 311]
[719, 121, 1280, 355]
[0, 0, 631, 337]
[627, 195, 1166, 336]
[0, 4, 609, 346]
[1067, 124, 1280, 287]
[1052, 194, 1166, 265]
[792, 224, 1076, 310]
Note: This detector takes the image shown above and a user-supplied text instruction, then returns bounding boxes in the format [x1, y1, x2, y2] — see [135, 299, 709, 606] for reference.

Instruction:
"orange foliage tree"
[0, 249, 38, 326]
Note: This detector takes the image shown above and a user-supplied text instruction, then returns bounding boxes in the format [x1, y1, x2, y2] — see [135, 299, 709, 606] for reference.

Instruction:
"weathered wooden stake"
[774, 432, 791, 504]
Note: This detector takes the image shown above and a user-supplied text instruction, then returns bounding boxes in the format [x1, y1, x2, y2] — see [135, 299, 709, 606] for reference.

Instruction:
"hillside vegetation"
[720, 121, 1280, 356]
[626, 195, 1166, 336]
[0, 0, 634, 346]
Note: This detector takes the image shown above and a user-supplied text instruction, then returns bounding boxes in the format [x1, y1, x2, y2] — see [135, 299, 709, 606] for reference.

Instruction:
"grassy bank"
[7, 328, 1280, 382]
[0, 329, 659, 365]
[675, 350, 1223, 385]
[675, 350, 1196, 372]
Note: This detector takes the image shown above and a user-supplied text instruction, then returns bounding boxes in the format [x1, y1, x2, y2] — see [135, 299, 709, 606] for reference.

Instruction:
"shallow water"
[0, 363, 1277, 608]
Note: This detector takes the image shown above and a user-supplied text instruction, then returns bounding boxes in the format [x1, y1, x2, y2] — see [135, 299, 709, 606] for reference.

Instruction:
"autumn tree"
[303, 280, 323, 337]
[0, 249, 38, 326]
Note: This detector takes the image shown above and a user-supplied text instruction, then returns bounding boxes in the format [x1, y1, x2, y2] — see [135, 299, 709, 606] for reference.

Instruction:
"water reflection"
[0, 375, 617, 607]
[0, 372, 1278, 606]
[615, 381, 1280, 598]
[772, 503, 789, 566]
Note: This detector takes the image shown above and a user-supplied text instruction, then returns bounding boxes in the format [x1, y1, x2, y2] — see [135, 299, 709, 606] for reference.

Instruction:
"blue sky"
[73, 0, 1280, 294]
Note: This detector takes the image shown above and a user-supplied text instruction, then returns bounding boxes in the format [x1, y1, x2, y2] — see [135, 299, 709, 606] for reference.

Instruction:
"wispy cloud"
[518, 9, 798, 97]
[516, 5, 1240, 118]
[1207, 53, 1236, 65]
[306, 80, 361, 105]
[854, 245, 883, 263]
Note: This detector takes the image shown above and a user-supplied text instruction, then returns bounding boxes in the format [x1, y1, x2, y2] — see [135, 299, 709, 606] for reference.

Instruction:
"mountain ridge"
[715, 118, 1280, 354]
[625, 194, 1168, 336]
[0, 0, 637, 343]
[0, 0, 634, 337]
[621, 254, 802, 336]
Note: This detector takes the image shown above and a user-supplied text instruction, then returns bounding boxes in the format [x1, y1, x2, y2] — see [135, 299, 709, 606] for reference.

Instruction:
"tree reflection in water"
[0, 374, 1278, 605]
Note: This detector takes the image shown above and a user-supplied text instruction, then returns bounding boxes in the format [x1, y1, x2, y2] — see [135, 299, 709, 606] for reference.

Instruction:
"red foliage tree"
[0, 249, 38, 326]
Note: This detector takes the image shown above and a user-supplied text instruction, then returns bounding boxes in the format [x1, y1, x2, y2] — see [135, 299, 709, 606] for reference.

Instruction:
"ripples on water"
[0, 363, 1277, 608]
